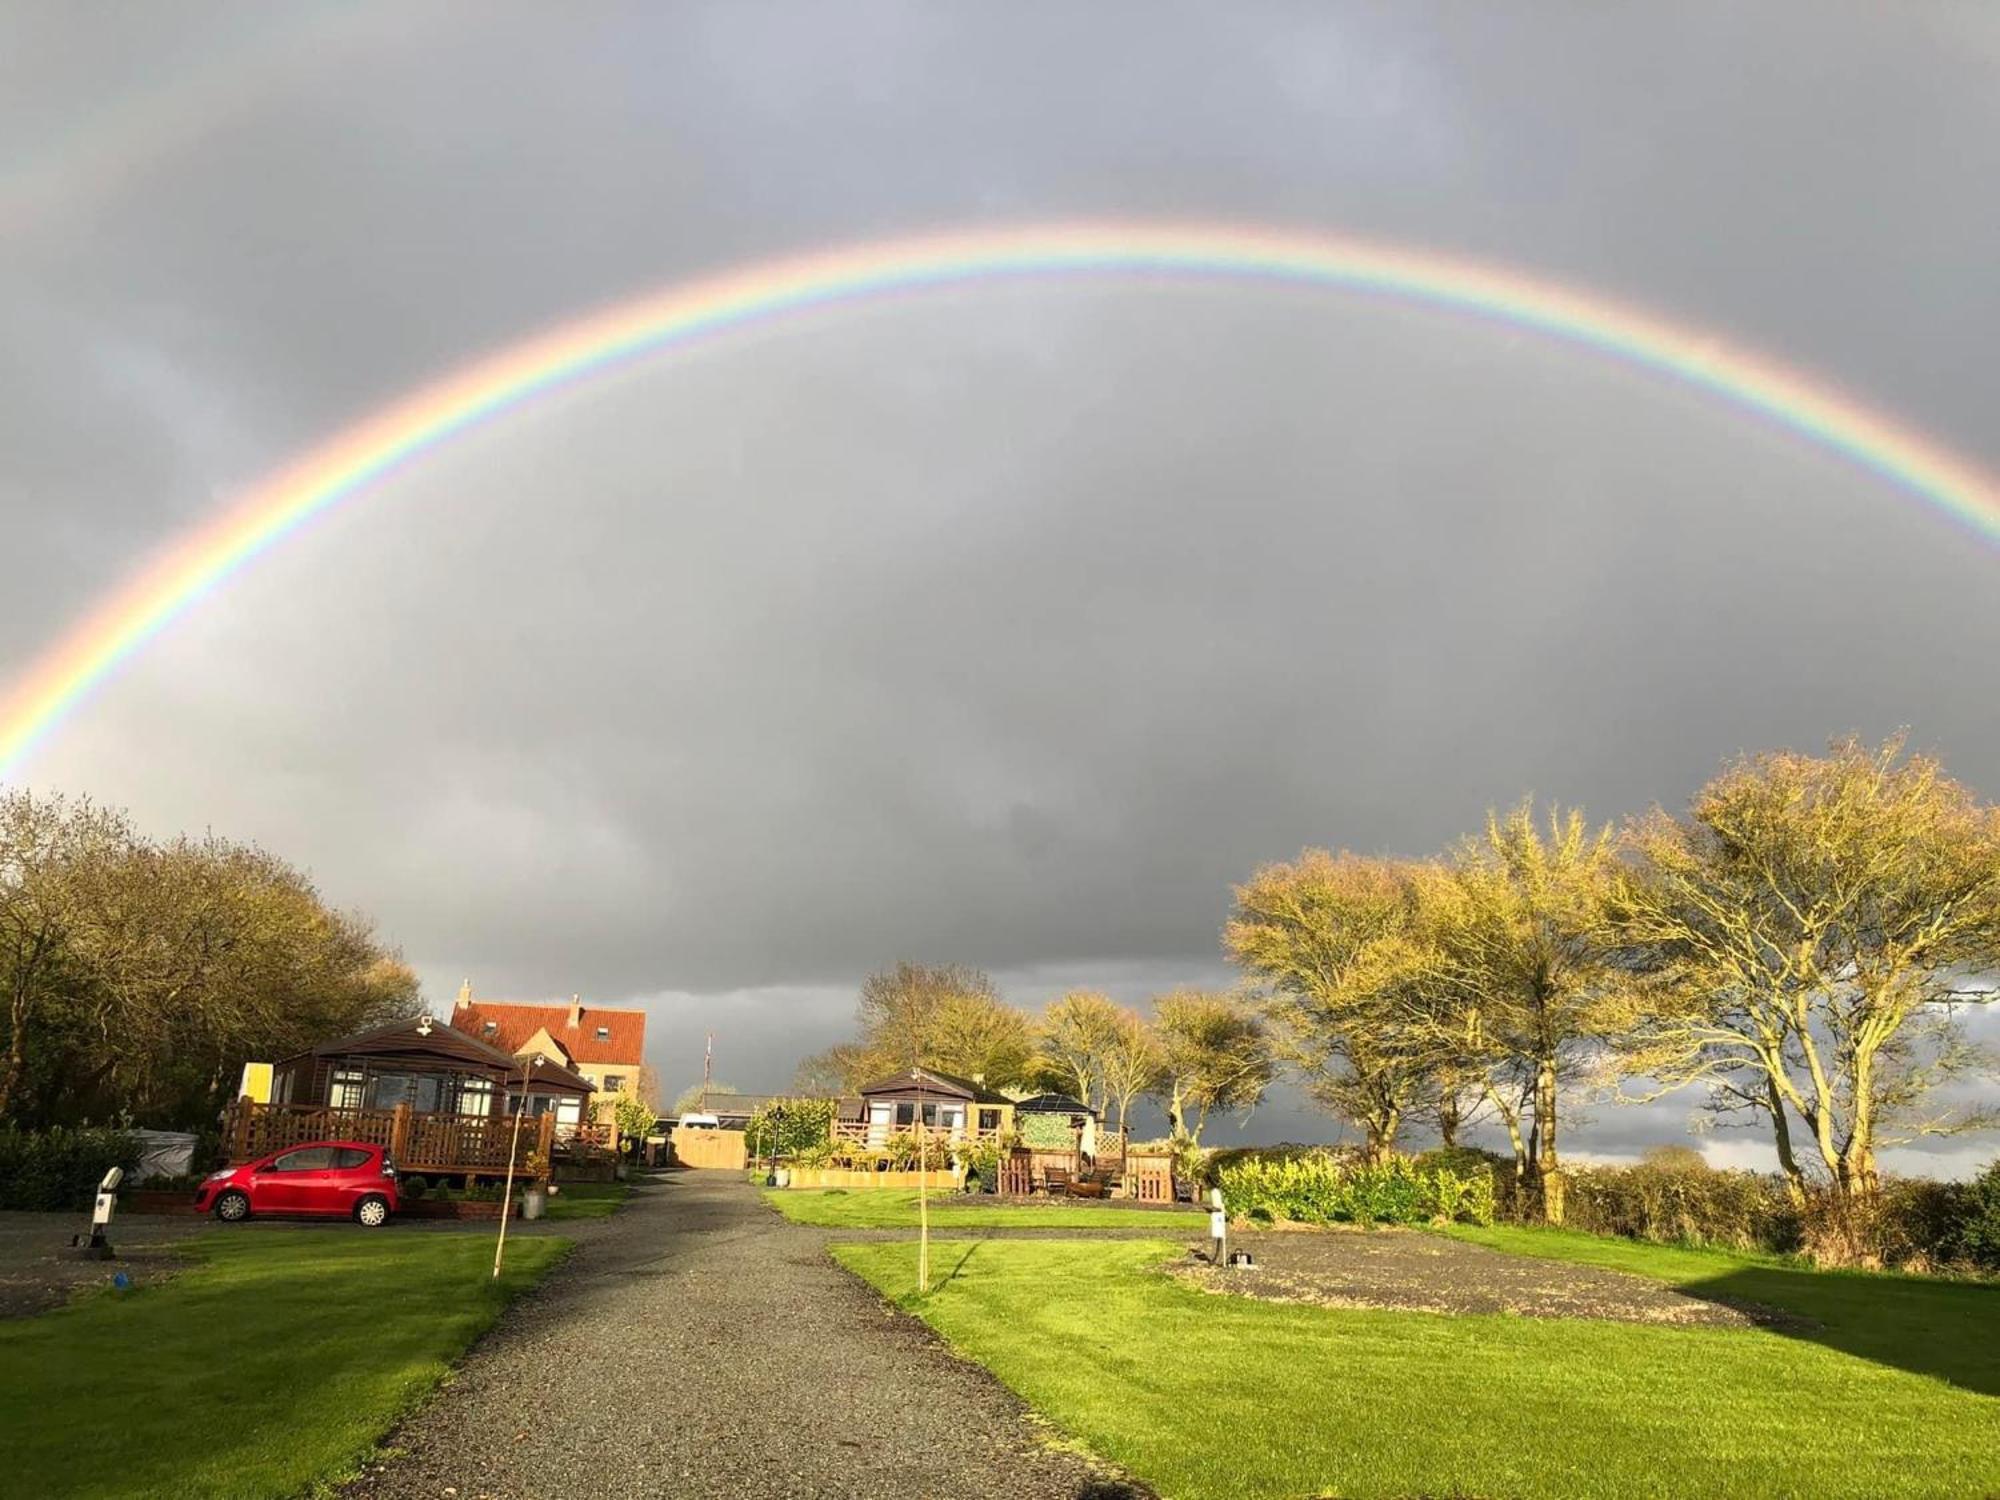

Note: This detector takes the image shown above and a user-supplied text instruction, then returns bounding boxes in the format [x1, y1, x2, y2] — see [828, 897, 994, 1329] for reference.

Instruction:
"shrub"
[1215, 1150, 1494, 1228]
[743, 1097, 837, 1161]
[952, 1133, 1015, 1185]
[1954, 1161, 2000, 1272]
[1555, 1152, 1799, 1253]
[0, 1125, 143, 1211]
[400, 1175, 429, 1201]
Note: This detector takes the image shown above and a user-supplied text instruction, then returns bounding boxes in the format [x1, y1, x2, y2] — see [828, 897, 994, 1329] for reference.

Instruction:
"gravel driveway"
[346, 1172, 1146, 1500]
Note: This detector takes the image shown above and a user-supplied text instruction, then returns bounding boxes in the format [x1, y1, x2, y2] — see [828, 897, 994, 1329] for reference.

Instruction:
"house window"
[595, 1026, 610, 1040]
[603, 1074, 624, 1094]
[977, 1108, 1002, 1132]
[329, 1068, 365, 1110]
[482, 1021, 498, 1035]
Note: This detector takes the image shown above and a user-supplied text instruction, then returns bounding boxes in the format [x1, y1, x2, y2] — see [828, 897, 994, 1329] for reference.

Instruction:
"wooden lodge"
[223, 1016, 612, 1183]
[834, 1067, 1018, 1146]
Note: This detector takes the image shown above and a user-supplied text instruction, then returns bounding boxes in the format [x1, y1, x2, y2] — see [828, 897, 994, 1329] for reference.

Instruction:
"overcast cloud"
[4, 2, 1999, 1172]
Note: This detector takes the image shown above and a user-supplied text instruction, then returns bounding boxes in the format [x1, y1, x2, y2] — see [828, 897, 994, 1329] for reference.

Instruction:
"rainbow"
[5, 220, 1999, 777]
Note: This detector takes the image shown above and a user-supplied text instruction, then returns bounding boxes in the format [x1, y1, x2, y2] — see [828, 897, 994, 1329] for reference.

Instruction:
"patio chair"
[1042, 1166, 1071, 1195]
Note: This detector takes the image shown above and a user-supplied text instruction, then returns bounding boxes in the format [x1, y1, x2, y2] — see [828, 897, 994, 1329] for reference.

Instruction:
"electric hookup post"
[72, 1166, 123, 1260]
[1209, 1186, 1227, 1266]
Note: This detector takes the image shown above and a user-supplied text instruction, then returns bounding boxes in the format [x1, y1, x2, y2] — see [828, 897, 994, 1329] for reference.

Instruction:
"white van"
[677, 1112, 721, 1129]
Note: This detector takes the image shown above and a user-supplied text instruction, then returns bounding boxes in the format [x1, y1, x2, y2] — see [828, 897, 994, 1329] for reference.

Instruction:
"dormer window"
[595, 1026, 610, 1040]
[482, 1021, 498, 1035]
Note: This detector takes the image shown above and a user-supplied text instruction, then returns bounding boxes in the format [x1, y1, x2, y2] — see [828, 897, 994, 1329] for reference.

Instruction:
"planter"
[782, 1167, 971, 1191]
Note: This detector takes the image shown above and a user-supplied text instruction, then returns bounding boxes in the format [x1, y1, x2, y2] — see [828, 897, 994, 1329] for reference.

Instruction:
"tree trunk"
[0, 977, 31, 1120]
[1765, 1076, 1807, 1203]
[1167, 1079, 1188, 1141]
[1437, 1090, 1461, 1150]
[1533, 1057, 1564, 1226]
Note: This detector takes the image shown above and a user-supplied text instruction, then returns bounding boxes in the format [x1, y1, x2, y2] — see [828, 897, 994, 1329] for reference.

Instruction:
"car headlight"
[204, 1169, 234, 1182]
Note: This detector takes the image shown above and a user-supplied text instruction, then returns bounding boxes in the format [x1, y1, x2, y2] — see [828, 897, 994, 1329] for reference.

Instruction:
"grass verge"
[764, 1187, 1205, 1231]
[832, 1235, 2000, 1500]
[542, 1180, 631, 1220]
[0, 1228, 569, 1500]
[1439, 1221, 2000, 1395]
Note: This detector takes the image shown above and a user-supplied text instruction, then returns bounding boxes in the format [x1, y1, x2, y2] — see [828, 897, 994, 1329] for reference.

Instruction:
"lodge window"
[458, 1079, 495, 1117]
[329, 1068, 365, 1110]
[894, 1101, 915, 1127]
[977, 1108, 1001, 1132]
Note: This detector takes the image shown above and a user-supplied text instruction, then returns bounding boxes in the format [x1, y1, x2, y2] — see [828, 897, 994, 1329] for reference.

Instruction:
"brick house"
[449, 982, 648, 1131]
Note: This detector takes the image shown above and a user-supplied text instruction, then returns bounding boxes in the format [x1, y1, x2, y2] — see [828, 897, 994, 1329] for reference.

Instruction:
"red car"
[195, 1140, 400, 1227]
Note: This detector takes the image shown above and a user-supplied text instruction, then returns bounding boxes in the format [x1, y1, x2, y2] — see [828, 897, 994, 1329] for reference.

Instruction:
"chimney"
[566, 993, 582, 1029]
[455, 978, 473, 1011]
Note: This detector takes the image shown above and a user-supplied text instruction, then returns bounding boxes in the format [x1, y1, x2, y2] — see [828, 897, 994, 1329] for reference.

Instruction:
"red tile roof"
[449, 1001, 647, 1066]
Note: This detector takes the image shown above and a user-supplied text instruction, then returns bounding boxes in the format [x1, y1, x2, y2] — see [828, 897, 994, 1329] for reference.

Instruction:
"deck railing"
[224, 1099, 561, 1179]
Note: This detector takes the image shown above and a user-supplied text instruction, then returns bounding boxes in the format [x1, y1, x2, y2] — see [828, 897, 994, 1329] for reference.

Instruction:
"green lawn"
[0, 1229, 569, 1500]
[1440, 1222, 2000, 1396]
[764, 1187, 1206, 1231]
[833, 1235, 2000, 1500]
[542, 1179, 631, 1220]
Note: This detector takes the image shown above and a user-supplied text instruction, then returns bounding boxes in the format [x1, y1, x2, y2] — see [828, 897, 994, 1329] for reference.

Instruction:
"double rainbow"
[5, 220, 1997, 777]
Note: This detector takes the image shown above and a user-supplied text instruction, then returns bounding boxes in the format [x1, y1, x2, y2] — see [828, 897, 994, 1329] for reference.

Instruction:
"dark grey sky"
[4, 2, 1998, 1168]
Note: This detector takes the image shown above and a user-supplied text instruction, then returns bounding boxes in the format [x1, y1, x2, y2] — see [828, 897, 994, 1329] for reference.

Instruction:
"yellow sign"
[237, 1061, 273, 1104]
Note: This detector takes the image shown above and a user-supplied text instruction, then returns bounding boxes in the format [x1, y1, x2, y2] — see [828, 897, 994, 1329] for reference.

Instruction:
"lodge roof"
[275, 1017, 597, 1097]
[1013, 1093, 1099, 1117]
[855, 1067, 1014, 1104]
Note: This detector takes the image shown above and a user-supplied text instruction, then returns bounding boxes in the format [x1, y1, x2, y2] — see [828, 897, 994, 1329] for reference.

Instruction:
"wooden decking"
[223, 1100, 615, 1181]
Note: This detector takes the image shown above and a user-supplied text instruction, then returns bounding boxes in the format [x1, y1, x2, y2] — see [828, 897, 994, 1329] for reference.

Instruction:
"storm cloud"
[3, 2, 1998, 1168]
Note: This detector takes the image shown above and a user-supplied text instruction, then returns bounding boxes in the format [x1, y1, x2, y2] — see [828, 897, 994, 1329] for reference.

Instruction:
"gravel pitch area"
[1172, 1226, 1795, 1327]
[0, 1203, 583, 1320]
[0, 1210, 200, 1318]
[346, 1172, 1148, 1500]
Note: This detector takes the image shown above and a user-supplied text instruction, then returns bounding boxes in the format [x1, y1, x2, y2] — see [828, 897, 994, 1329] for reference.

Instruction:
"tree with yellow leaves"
[1615, 736, 2000, 1203]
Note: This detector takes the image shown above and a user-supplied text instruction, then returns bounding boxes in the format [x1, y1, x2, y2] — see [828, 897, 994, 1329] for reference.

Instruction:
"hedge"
[0, 1125, 143, 1211]
[1216, 1150, 1495, 1228]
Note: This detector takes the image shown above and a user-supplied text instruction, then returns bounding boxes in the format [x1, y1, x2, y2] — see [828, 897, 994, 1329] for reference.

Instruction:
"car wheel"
[353, 1194, 391, 1228]
[214, 1190, 251, 1223]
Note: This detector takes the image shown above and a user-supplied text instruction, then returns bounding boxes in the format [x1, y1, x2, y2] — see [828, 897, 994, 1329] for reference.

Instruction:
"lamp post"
[493, 1054, 541, 1280]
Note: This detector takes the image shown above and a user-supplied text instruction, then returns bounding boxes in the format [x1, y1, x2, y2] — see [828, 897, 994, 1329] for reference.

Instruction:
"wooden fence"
[224, 1099, 557, 1180]
[670, 1126, 747, 1170]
